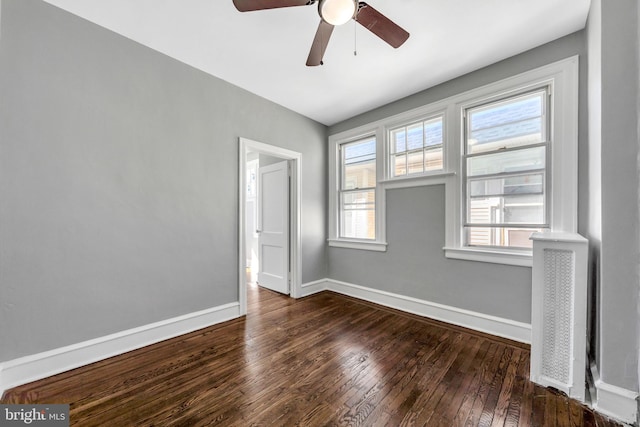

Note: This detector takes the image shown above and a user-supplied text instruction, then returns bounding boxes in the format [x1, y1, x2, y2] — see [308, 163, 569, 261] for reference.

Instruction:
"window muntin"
[340, 137, 377, 240]
[390, 116, 444, 177]
[467, 145, 546, 177]
[329, 56, 577, 262]
[463, 89, 549, 250]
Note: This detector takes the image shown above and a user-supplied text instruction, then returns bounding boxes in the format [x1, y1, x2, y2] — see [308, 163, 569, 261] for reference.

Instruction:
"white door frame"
[238, 137, 302, 316]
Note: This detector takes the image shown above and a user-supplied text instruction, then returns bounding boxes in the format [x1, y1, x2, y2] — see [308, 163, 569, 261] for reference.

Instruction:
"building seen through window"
[464, 90, 549, 249]
[340, 137, 376, 240]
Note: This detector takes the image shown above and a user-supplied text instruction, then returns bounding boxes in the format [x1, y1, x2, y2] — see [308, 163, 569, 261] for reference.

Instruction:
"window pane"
[468, 194, 545, 225]
[424, 118, 443, 147]
[467, 91, 546, 154]
[340, 137, 376, 240]
[391, 129, 406, 153]
[469, 173, 544, 197]
[467, 146, 545, 177]
[342, 190, 375, 207]
[341, 190, 375, 239]
[342, 210, 376, 239]
[393, 153, 407, 177]
[407, 151, 424, 174]
[344, 137, 376, 162]
[343, 160, 376, 189]
[425, 147, 443, 171]
[342, 137, 376, 190]
[505, 196, 544, 224]
[407, 123, 423, 150]
[466, 226, 541, 249]
[389, 115, 444, 177]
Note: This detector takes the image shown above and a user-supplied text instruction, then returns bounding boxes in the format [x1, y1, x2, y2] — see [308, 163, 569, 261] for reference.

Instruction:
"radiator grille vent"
[531, 232, 587, 401]
[541, 248, 575, 384]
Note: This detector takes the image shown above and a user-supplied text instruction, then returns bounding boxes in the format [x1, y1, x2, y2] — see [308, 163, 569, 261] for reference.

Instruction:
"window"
[463, 89, 549, 250]
[389, 116, 444, 177]
[339, 137, 377, 240]
[445, 56, 578, 266]
[328, 56, 578, 262]
[328, 105, 450, 252]
[328, 130, 387, 252]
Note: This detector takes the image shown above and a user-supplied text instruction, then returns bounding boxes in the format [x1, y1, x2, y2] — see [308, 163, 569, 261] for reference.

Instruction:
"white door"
[257, 160, 289, 294]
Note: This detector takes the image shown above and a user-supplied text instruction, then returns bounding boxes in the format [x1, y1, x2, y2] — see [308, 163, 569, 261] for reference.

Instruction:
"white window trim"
[443, 56, 579, 266]
[328, 56, 578, 261]
[385, 108, 448, 180]
[380, 171, 456, 189]
[328, 127, 388, 251]
[328, 100, 457, 251]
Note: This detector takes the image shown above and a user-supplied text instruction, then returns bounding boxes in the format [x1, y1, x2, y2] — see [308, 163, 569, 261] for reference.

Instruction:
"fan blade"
[306, 20, 334, 66]
[355, 2, 409, 48]
[233, 0, 312, 12]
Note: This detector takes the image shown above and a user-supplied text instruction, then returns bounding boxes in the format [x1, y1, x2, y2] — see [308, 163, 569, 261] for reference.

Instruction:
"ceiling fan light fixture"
[318, 0, 357, 26]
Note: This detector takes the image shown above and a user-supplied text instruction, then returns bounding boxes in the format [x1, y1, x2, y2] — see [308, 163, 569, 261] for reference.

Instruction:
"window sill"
[380, 171, 455, 189]
[443, 246, 532, 267]
[328, 239, 388, 252]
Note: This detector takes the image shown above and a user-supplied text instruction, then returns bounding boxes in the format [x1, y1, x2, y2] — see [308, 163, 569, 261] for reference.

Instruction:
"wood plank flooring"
[2, 285, 620, 426]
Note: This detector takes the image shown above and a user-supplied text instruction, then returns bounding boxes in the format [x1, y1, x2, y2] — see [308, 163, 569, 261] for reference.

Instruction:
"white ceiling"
[43, 0, 590, 126]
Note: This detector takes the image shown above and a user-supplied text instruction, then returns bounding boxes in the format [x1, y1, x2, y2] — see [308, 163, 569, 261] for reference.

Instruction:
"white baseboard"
[301, 278, 531, 344]
[590, 363, 638, 425]
[0, 302, 240, 398]
[300, 278, 330, 297]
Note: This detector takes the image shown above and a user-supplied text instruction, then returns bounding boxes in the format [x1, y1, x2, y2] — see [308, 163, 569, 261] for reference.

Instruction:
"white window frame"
[338, 137, 378, 241]
[461, 87, 551, 251]
[387, 112, 446, 179]
[444, 56, 579, 266]
[328, 103, 456, 252]
[328, 128, 387, 251]
[328, 56, 578, 262]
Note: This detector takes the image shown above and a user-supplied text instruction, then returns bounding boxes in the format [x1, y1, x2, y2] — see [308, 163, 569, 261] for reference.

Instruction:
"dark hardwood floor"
[2, 284, 620, 426]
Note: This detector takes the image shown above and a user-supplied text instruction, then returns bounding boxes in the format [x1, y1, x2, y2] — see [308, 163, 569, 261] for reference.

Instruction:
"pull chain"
[354, 18, 358, 56]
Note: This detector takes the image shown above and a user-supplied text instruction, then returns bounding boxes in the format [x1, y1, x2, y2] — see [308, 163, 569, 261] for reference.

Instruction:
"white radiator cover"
[530, 232, 588, 402]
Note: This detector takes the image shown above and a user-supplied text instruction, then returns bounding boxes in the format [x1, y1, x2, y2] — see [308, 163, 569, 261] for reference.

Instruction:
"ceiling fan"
[232, 0, 410, 66]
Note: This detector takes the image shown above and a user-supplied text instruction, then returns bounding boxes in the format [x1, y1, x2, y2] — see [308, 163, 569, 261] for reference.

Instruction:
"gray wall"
[329, 186, 531, 322]
[328, 32, 587, 324]
[587, 0, 640, 392]
[0, 0, 327, 362]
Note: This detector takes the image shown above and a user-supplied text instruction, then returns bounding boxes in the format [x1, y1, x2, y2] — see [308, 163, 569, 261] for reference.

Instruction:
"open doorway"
[245, 153, 289, 294]
[238, 138, 301, 316]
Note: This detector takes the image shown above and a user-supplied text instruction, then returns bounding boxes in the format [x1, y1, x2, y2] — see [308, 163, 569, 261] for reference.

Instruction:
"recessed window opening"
[463, 88, 550, 250]
[339, 136, 377, 240]
[389, 115, 444, 177]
